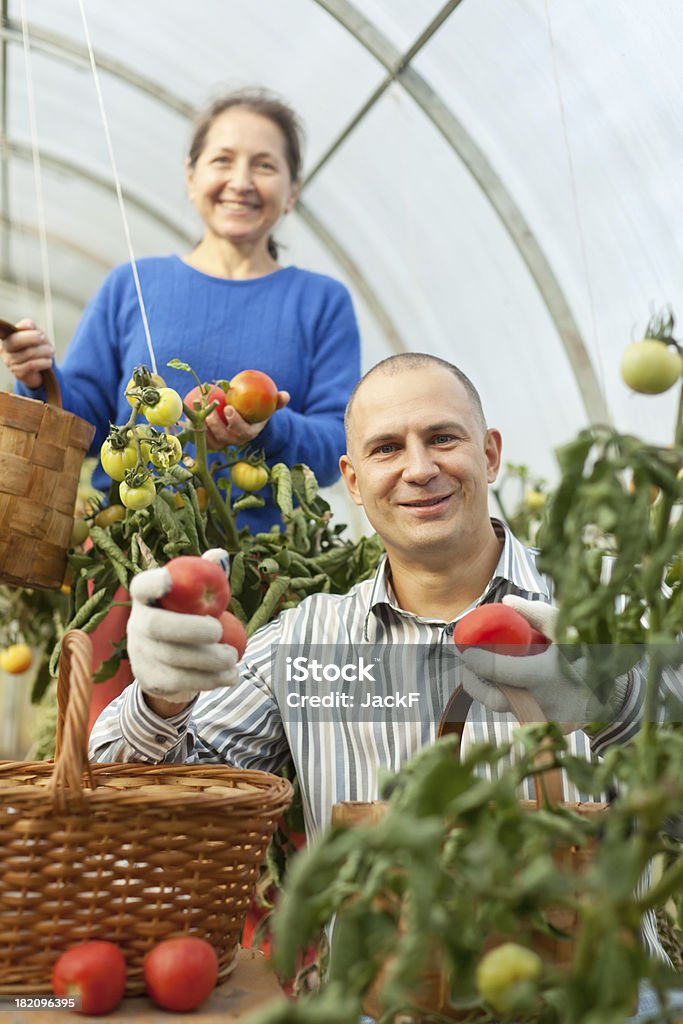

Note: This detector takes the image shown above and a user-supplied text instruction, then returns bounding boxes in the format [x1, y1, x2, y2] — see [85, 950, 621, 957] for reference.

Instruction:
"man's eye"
[372, 444, 398, 455]
[432, 434, 455, 445]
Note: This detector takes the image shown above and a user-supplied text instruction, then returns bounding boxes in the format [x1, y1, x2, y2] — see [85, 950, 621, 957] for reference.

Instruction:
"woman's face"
[186, 106, 298, 252]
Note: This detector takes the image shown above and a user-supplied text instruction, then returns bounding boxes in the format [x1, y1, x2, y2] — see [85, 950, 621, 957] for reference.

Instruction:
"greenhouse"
[0, 1, 682, 1021]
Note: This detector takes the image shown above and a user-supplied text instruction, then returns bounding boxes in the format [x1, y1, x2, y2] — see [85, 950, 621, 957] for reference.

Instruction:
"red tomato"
[219, 610, 248, 659]
[143, 937, 218, 1013]
[454, 604, 533, 656]
[51, 941, 126, 1015]
[184, 383, 229, 423]
[528, 627, 551, 651]
[159, 556, 231, 617]
[227, 370, 278, 424]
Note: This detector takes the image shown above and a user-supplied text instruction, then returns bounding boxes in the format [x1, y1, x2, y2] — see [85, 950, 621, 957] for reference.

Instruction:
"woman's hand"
[0, 318, 55, 388]
[205, 390, 290, 449]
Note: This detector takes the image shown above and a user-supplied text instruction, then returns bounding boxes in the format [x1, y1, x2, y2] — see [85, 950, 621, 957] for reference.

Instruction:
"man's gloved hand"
[458, 595, 602, 731]
[127, 548, 239, 705]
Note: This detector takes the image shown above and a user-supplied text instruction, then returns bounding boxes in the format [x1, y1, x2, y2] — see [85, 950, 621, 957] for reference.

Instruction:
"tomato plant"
[231, 461, 269, 492]
[219, 610, 248, 658]
[453, 603, 533, 656]
[475, 942, 542, 1014]
[140, 387, 184, 427]
[159, 555, 231, 617]
[143, 937, 218, 1012]
[0, 642, 33, 674]
[119, 475, 156, 510]
[184, 382, 229, 423]
[226, 370, 278, 423]
[51, 941, 126, 1015]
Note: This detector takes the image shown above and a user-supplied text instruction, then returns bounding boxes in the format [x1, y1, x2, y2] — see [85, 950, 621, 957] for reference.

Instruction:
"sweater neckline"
[172, 254, 296, 285]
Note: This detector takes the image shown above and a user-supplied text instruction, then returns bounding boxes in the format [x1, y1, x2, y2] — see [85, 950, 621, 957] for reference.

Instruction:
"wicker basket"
[333, 685, 608, 1021]
[0, 319, 95, 591]
[0, 630, 293, 994]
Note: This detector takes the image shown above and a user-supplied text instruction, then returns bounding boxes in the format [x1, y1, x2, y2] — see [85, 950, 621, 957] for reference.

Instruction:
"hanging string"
[543, 0, 608, 411]
[75, 0, 158, 373]
[18, 0, 54, 346]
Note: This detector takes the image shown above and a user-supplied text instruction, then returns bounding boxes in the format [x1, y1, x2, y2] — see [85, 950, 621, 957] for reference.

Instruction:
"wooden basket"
[0, 319, 96, 590]
[0, 630, 293, 994]
[333, 685, 608, 1021]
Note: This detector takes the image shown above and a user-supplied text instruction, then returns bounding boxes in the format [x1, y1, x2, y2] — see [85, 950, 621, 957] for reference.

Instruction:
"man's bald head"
[344, 354, 487, 453]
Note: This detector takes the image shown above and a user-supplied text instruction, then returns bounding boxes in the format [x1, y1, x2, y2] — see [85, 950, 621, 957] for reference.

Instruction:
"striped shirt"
[88, 519, 672, 962]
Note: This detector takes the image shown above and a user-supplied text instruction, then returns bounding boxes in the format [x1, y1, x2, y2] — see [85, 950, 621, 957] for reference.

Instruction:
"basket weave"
[0, 319, 95, 590]
[333, 685, 608, 1021]
[0, 630, 293, 994]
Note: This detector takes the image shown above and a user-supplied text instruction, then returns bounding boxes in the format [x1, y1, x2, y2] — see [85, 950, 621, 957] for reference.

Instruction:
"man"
[88, 353, 673, 976]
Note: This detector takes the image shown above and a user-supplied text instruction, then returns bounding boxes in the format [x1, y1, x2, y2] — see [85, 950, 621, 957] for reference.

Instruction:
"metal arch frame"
[0, 268, 89, 313]
[2, 212, 112, 271]
[311, 0, 610, 424]
[0, 17, 407, 357]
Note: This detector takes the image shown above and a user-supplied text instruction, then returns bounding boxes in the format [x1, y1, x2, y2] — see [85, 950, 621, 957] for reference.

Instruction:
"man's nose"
[402, 445, 439, 483]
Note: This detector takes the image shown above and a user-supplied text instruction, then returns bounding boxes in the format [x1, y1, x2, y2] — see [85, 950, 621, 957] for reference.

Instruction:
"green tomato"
[125, 369, 166, 407]
[119, 477, 156, 510]
[620, 340, 682, 395]
[141, 388, 184, 427]
[475, 942, 542, 1014]
[100, 437, 139, 482]
[150, 434, 183, 469]
[231, 461, 269, 491]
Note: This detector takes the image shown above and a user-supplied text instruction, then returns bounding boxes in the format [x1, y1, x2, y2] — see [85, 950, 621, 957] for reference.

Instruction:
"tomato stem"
[190, 422, 240, 552]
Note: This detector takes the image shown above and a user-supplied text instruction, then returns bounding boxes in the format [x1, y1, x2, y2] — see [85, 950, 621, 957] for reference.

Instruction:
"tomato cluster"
[51, 936, 218, 1015]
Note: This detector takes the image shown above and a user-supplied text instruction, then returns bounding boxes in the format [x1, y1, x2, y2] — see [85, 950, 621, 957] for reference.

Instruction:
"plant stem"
[191, 424, 240, 552]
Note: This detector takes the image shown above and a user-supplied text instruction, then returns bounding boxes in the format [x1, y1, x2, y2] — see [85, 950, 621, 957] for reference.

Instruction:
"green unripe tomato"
[119, 477, 156, 510]
[620, 340, 682, 395]
[475, 942, 542, 1014]
[100, 437, 139, 482]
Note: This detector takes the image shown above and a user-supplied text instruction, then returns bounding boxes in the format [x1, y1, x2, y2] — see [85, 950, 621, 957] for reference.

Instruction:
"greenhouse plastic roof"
[1, 0, 682, 532]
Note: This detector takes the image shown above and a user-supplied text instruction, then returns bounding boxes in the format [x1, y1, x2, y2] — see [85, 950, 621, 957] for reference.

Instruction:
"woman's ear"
[185, 159, 195, 201]
[284, 180, 300, 214]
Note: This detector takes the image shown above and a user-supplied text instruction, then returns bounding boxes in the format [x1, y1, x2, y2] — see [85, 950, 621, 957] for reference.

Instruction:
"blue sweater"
[17, 257, 361, 533]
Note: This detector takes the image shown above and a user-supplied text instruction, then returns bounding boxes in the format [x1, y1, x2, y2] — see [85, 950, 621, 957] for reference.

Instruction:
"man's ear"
[484, 428, 503, 483]
[339, 453, 363, 506]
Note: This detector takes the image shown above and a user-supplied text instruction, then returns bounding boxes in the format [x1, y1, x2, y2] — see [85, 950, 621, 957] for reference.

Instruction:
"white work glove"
[458, 595, 608, 731]
[127, 548, 239, 705]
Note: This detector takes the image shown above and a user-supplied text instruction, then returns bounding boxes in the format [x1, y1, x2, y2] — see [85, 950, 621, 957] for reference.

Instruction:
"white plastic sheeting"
[1, 0, 681, 531]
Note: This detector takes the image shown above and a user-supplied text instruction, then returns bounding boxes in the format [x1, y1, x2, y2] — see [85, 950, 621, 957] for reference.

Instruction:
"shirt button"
[154, 734, 167, 743]
[444, 624, 454, 637]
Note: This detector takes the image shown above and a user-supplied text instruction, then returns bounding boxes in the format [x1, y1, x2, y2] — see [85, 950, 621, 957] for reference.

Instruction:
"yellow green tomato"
[0, 643, 33, 675]
[525, 489, 546, 512]
[119, 476, 156, 510]
[150, 434, 183, 470]
[125, 370, 166, 407]
[620, 340, 682, 395]
[475, 942, 542, 1014]
[100, 437, 139, 482]
[231, 461, 269, 492]
[94, 504, 126, 528]
[141, 388, 184, 427]
[70, 518, 90, 546]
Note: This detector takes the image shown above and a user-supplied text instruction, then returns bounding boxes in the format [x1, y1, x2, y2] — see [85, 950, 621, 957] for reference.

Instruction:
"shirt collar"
[362, 518, 549, 641]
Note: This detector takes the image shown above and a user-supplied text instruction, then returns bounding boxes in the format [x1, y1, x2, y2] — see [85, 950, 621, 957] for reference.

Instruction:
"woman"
[1, 88, 361, 730]
[1, 88, 361, 533]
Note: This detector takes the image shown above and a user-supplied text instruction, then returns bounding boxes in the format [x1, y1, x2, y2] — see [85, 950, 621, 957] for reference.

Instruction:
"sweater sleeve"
[15, 269, 128, 455]
[255, 281, 361, 486]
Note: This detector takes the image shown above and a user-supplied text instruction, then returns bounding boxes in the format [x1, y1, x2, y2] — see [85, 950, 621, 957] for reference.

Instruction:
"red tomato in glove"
[454, 604, 533, 656]
[227, 370, 278, 423]
[51, 941, 126, 1015]
[219, 610, 248, 659]
[159, 556, 230, 618]
[143, 937, 218, 1012]
[184, 383, 229, 423]
[529, 627, 551, 651]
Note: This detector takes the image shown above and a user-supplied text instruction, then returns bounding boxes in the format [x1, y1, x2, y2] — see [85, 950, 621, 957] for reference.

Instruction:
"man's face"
[340, 365, 502, 563]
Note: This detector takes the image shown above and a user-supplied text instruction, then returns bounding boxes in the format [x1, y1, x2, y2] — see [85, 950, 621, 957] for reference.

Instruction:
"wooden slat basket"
[333, 685, 609, 1022]
[0, 319, 96, 590]
[0, 630, 293, 994]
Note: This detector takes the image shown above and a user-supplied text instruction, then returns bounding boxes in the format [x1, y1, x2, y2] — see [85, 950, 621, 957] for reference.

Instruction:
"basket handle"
[48, 629, 96, 809]
[0, 317, 62, 408]
[438, 684, 564, 806]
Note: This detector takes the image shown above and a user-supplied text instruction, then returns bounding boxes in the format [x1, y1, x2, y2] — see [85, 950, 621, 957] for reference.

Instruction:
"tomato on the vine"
[620, 340, 682, 395]
[125, 369, 166, 407]
[119, 476, 156, 510]
[70, 519, 90, 546]
[149, 434, 182, 469]
[100, 437, 139, 482]
[184, 383, 229, 423]
[231, 461, 269, 492]
[475, 942, 542, 1014]
[140, 387, 184, 427]
[226, 370, 278, 423]
[94, 504, 126, 528]
[0, 643, 33, 675]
